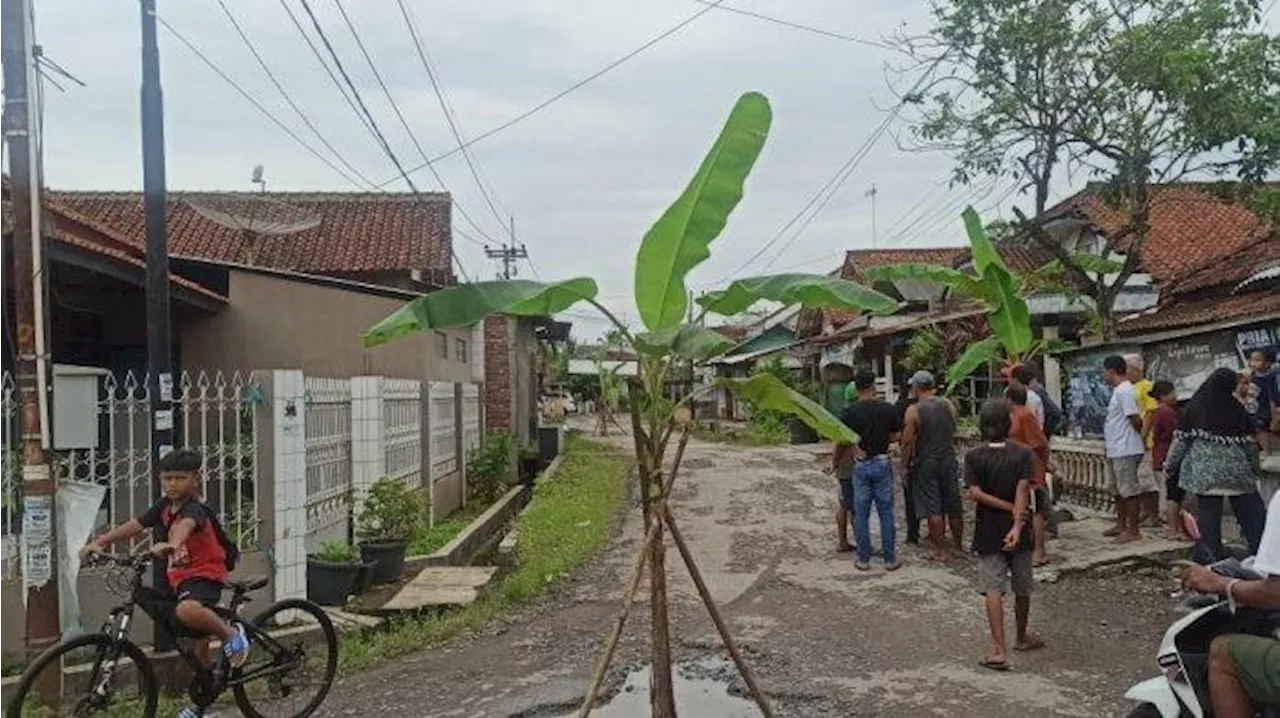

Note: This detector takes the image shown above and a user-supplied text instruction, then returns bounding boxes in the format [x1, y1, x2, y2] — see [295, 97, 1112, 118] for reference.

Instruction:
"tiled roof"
[710, 325, 750, 342]
[840, 247, 966, 279]
[1162, 236, 1280, 296]
[2, 193, 226, 303]
[48, 189, 455, 279]
[1117, 288, 1280, 336]
[949, 243, 1057, 274]
[1043, 184, 1273, 285]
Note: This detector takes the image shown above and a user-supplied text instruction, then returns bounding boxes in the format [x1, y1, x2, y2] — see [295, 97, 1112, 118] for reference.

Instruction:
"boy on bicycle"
[82, 449, 250, 676]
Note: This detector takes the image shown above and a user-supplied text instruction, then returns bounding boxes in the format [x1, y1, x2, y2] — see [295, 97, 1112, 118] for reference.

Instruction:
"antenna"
[251, 164, 265, 189]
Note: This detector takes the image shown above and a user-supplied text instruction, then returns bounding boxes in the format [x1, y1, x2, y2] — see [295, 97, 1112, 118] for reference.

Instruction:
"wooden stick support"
[663, 504, 776, 718]
[578, 431, 692, 717]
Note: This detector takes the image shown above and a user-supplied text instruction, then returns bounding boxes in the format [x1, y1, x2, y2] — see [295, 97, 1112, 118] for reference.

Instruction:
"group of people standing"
[1102, 350, 1279, 562]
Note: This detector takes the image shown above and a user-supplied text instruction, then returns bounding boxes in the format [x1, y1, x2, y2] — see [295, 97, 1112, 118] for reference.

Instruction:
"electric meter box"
[52, 364, 108, 450]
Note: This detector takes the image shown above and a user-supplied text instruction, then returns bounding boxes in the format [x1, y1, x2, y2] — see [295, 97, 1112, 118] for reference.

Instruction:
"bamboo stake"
[663, 504, 775, 718]
[579, 430, 691, 718]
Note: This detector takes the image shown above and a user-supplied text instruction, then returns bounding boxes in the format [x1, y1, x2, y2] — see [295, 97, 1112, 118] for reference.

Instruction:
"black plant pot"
[353, 559, 379, 594]
[306, 557, 360, 607]
[360, 542, 407, 585]
[788, 417, 819, 445]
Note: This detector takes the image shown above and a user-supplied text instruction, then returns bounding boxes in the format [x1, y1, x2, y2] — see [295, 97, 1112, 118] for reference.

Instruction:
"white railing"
[429, 381, 457, 480]
[382, 378, 422, 488]
[304, 377, 351, 544]
[462, 383, 481, 457]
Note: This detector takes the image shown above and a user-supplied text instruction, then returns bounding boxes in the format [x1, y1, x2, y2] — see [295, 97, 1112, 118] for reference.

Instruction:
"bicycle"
[5, 551, 338, 717]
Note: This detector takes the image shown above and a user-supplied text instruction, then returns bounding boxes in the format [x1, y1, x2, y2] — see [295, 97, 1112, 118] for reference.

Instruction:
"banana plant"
[862, 208, 1110, 392]
[363, 91, 899, 716]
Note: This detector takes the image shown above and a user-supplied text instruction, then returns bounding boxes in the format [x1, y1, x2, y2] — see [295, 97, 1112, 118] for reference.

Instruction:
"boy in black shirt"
[964, 399, 1044, 671]
[837, 371, 904, 570]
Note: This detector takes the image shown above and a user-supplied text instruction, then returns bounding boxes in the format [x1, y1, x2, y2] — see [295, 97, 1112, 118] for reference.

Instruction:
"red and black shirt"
[138, 499, 229, 587]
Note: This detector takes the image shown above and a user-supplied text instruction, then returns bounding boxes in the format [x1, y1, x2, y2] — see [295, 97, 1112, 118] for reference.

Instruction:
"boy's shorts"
[976, 551, 1034, 596]
[1031, 485, 1052, 515]
[1107, 455, 1145, 498]
[134, 578, 225, 635]
[1226, 634, 1280, 707]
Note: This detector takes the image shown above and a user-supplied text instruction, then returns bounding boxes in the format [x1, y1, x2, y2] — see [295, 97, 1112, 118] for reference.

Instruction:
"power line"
[215, 0, 375, 188]
[153, 12, 367, 189]
[397, 0, 514, 244]
[376, 0, 730, 189]
[328, 0, 502, 247]
[691, 0, 898, 52]
[276, 0, 375, 138]
[294, 0, 473, 282]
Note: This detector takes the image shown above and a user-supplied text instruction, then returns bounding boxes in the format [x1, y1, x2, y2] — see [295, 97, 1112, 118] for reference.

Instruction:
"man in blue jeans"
[837, 371, 904, 571]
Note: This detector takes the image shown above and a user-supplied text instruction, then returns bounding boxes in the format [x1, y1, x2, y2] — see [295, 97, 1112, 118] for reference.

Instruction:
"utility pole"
[485, 242, 528, 280]
[140, 0, 176, 651]
[4, 0, 59, 672]
[865, 183, 878, 248]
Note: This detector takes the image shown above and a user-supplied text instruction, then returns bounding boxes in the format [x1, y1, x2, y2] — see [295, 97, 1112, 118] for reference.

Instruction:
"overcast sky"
[31, 1, 1272, 340]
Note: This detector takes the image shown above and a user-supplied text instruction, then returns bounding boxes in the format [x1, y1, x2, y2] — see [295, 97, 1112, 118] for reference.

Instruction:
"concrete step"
[380, 566, 499, 612]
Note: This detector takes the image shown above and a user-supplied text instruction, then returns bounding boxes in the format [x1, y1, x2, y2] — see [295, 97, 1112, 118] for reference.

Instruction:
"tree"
[898, 0, 1280, 337]
[362, 93, 899, 718]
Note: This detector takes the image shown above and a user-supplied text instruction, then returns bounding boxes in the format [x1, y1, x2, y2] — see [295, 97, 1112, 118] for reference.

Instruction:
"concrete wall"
[1, 551, 272, 660]
[181, 269, 472, 383]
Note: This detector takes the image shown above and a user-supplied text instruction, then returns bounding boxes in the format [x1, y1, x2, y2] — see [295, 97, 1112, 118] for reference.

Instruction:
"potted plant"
[357, 477, 425, 585]
[306, 540, 362, 607]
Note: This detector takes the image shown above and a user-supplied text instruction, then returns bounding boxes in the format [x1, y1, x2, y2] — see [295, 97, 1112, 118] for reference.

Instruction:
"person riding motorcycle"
[1182, 489, 1280, 716]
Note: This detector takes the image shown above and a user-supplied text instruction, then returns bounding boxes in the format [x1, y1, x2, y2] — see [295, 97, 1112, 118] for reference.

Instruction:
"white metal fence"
[462, 383, 482, 457]
[382, 378, 422, 488]
[303, 377, 352, 547]
[429, 381, 457, 481]
[1, 370, 263, 578]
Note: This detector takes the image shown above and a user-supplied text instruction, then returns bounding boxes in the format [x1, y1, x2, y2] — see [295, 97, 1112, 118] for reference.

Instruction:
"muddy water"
[557, 659, 760, 717]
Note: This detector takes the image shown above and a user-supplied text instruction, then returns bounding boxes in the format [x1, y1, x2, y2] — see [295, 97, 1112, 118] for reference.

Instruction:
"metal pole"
[140, 0, 176, 651]
[3, 0, 59, 676]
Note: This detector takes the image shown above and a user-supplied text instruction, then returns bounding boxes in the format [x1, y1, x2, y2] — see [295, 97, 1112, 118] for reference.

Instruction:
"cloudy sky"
[33, 1, 1267, 339]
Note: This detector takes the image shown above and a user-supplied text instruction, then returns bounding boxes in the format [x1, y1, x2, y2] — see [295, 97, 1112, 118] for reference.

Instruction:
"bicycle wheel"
[4, 634, 156, 718]
[232, 599, 338, 718]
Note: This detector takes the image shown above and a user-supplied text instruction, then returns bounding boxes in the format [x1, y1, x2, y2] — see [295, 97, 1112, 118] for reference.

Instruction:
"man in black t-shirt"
[837, 372, 904, 570]
[964, 399, 1045, 671]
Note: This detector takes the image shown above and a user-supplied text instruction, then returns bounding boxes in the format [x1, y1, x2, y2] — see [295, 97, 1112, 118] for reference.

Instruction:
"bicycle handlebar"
[83, 550, 154, 570]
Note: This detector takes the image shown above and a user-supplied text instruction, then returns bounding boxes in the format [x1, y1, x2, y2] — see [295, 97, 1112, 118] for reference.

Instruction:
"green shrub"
[356, 477, 425, 544]
[467, 432, 514, 506]
[313, 540, 359, 563]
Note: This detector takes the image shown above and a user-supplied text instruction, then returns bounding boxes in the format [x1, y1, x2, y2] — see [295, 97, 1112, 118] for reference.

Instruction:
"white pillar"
[350, 376, 385, 530]
[1043, 325, 1063, 405]
[883, 346, 896, 403]
[270, 370, 306, 602]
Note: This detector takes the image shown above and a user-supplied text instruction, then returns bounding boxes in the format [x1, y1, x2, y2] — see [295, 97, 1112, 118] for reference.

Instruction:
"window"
[435, 332, 448, 358]
[455, 338, 468, 363]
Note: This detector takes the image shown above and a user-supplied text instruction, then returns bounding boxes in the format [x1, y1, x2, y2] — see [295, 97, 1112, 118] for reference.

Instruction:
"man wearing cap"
[901, 370, 965, 561]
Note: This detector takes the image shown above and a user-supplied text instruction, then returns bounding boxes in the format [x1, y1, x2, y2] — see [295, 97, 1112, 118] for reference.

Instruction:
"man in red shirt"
[1007, 385, 1052, 567]
[84, 449, 249, 682]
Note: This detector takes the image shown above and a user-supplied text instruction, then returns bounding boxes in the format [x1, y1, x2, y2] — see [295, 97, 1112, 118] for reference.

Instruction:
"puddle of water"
[557, 659, 759, 717]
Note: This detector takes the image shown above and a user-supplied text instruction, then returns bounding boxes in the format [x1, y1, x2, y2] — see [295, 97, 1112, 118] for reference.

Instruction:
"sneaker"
[223, 623, 250, 668]
[176, 708, 212, 718]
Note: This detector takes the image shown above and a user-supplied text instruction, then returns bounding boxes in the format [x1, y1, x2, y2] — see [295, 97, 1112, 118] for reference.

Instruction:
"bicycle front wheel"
[4, 633, 156, 718]
[232, 599, 338, 718]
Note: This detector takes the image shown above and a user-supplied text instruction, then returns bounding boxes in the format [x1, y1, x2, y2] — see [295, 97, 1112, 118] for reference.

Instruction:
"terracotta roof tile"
[1163, 237, 1280, 296]
[1117, 288, 1280, 335]
[47, 189, 455, 280]
[840, 247, 966, 279]
[1044, 184, 1273, 285]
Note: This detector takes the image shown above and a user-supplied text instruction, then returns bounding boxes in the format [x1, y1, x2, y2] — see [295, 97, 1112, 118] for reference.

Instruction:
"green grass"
[692, 422, 786, 447]
[408, 506, 483, 556]
[337, 432, 632, 673]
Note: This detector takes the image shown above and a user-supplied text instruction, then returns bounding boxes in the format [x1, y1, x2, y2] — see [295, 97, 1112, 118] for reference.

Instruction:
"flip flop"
[1015, 636, 1046, 652]
[978, 658, 1010, 672]
[855, 561, 871, 571]
[1033, 557, 1050, 568]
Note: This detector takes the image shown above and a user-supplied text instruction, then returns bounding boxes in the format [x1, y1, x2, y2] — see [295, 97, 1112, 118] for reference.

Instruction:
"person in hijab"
[1165, 367, 1267, 563]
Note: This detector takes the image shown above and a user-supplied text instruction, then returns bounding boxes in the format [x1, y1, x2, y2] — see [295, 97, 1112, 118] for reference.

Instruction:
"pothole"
[552, 658, 760, 717]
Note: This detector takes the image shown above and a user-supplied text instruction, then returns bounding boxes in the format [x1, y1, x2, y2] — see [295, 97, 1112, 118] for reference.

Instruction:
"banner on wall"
[1235, 323, 1280, 364]
[1146, 331, 1241, 400]
[1062, 345, 1140, 438]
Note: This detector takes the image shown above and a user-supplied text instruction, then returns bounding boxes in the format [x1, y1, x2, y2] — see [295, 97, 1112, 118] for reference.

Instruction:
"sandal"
[1015, 635, 1046, 652]
[978, 657, 1010, 672]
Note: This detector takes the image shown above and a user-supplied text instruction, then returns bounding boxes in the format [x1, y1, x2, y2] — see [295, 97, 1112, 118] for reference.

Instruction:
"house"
[483, 314, 570, 447]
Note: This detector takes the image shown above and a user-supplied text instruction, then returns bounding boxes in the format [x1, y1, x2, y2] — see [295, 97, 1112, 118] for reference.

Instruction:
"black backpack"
[161, 502, 241, 571]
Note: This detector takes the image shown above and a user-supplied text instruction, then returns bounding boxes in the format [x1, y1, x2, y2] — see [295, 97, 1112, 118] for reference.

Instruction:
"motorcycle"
[1125, 558, 1280, 718]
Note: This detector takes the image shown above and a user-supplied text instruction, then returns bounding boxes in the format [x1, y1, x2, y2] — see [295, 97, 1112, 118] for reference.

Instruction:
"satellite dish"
[184, 192, 321, 265]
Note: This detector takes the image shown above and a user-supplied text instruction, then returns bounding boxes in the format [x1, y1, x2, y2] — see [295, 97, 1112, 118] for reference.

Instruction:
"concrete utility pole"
[140, 0, 176, 650]
[3, 0, 59, 669]
[485, 242, 528, 280]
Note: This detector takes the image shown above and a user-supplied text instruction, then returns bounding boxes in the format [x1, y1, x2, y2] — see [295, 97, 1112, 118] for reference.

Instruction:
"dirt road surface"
[319, 434, 1183, 717]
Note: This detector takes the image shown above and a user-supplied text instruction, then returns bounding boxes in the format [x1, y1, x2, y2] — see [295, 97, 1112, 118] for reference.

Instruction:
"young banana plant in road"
[364, 91, 899, 717]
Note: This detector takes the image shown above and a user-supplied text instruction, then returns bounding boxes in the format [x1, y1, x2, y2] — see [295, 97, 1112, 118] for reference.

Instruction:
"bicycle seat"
[228, 576, 269, 593]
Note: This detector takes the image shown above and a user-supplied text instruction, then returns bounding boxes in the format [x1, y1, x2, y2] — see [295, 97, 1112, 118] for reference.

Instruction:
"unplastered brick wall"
[484, 314, 514, 432]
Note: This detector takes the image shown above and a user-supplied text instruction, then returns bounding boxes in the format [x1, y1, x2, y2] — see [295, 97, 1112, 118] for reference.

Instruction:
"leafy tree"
[898, 0, 1280, 337]
[362, 92, 899, 716]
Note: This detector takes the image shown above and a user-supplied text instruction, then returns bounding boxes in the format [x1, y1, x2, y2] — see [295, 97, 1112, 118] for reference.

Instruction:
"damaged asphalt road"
[320, 435, 1183, 717]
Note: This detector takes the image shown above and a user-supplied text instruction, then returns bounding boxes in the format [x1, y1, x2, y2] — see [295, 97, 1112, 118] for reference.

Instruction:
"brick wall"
[484, 314, 513, 432]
